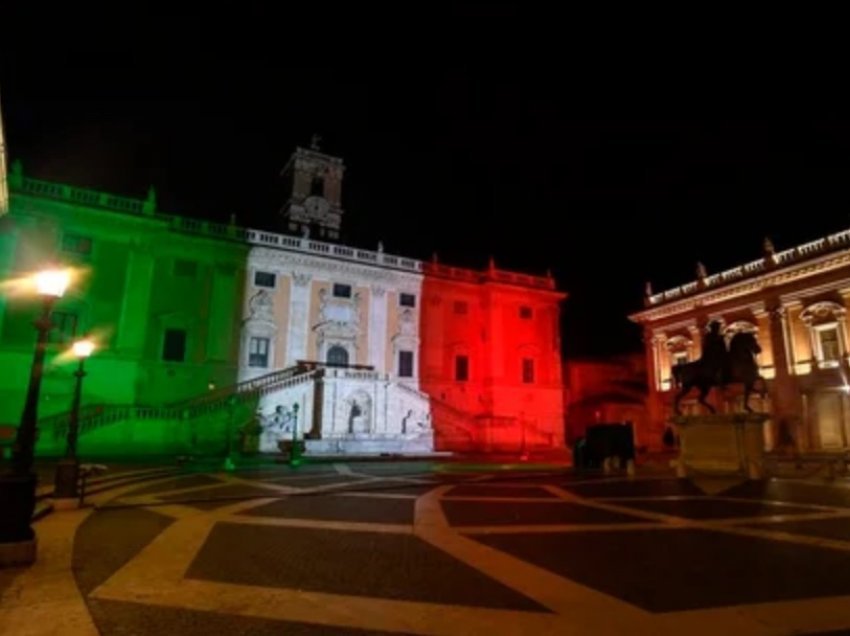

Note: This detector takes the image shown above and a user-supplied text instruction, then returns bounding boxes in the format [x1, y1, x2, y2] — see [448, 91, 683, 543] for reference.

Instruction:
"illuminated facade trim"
[632, 235, 850, 451]
[0, 141, 566, 456]
[634, 253, 850, 322]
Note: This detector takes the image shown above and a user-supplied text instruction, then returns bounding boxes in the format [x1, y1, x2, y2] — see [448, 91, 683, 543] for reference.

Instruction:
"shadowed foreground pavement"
[4, 461, 850, 635]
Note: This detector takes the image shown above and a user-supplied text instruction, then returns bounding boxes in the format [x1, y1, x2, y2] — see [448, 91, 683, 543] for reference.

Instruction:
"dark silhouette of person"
[701, 321, 728, 385]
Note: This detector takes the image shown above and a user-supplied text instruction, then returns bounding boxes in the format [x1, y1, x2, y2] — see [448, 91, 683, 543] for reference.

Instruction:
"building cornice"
[249, 248, 417, 284]
[10, 169, 559, 293]
[631, 249, 850, 323]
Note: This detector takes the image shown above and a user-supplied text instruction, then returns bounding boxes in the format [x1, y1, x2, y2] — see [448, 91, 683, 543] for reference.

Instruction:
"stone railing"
[12, 172, 556, 290]
[647, 226, 850, 306]
[324, 368, 382, 381]
[14, 175, 146, 215]
[393, 382, 431, 402]
[488, 269, 555, 290]
[421, 262, 555, 290]
[44, 365, 320, 439]
[517, 418, 556, 447]
[244, 229, 424, 273]
[430, 401, 475, 437]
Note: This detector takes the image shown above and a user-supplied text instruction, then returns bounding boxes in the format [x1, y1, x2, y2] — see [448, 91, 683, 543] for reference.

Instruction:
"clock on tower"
[280, 137, 345, 241]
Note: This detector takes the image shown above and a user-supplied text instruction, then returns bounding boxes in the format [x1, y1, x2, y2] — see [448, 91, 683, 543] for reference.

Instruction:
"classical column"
[836, 312, 849, 364]
[802, 314, 819, 369]
[285, 271, 312, 366]
[653, 333, 669, 391]
[835, 311, 850, 360]
[752, 309, 774, 375]
[368, 285, 388, 373]
[767, 302, 803, 451]
[688, 325, 702, 361]
[643, 329, 658, 393]
[487, 292, 505, 381]
[780, 305, 797, 374]
[644, 329, 666, 450]
[648, 333, 662, 391]
[116, 247, 155, 355]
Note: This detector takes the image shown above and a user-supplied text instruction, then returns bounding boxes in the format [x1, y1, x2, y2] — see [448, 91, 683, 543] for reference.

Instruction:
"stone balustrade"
[647, 225, 850, 306]
[12, 172, 553, 289]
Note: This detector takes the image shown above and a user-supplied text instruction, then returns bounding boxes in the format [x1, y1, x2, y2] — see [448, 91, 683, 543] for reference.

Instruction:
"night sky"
[2, 11, 849, 357]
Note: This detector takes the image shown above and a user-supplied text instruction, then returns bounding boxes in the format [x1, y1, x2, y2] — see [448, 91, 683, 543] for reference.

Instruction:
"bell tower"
[280, 135, 345, 241]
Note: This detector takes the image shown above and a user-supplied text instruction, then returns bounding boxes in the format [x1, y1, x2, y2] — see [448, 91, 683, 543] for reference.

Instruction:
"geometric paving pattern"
[186, 523, 547, 611]
[241, 495, 416, 524]
[442, 499, 647, 526]
[79, 468, 850, 634]
[473, 528, 850, 612]
[7, 465, 850, 634]
[599, 497, 816, 520]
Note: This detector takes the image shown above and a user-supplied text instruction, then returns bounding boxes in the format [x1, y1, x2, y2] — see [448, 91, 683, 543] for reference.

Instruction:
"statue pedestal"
[671, 413, 769, 480]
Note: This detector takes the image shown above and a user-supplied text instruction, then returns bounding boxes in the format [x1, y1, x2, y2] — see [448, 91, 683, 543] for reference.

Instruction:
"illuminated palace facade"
[631, 234, 850, 452]
[0, 135, 565, 456]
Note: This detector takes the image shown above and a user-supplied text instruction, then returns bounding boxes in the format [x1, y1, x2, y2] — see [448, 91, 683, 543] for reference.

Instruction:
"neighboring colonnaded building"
[0, 132, 565, 456]
[631, 235, 850, 452]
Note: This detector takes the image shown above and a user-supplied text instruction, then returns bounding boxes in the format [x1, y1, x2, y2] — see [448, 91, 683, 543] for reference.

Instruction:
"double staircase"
[428, 396, 557, 453]
[35, 364, 559, 456]
[37, 364, 320, 456]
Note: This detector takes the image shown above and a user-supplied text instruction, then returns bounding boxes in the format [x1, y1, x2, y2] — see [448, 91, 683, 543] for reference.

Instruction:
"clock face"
[304, 195, 330, 218]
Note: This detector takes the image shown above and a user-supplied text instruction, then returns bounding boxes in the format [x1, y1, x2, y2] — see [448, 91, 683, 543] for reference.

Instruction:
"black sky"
[2, 10, 849, 357]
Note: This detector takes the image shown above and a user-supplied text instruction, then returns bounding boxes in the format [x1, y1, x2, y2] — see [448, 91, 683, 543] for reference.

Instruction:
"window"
[333, 283, 352, 298]
[522, 358, 535, 384]
[453, 301, 468, 315]
[50, 311, 77, 344]
[326, 345, 349, 367]
[61, 234, 92, 255]
[519, 306, 533, 320]
[398, 350, 414, 377]
[163, 329, 187, 362]
[248, 336, 270, 368]
[311, 175, 324, 196]
[173, 259, 197, 277]
[820, 327, 841, 363]
[254, 271, 276, 288]
[400, 293, 416, 308]
[455, 355, 469, 381]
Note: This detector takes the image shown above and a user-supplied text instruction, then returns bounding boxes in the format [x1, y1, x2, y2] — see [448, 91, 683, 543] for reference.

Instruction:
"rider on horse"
[701, 321, 728, 386]
[674, 321, 764, 414]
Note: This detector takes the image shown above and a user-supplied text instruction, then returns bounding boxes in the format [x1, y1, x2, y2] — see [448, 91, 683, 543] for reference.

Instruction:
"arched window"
[326, 345, 349, 367]
[725, 320, 758, 338]
[311, 175, 324, 196]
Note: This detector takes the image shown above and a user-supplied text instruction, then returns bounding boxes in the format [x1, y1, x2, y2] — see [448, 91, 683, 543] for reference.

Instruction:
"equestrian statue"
[672, 321, 766, 414]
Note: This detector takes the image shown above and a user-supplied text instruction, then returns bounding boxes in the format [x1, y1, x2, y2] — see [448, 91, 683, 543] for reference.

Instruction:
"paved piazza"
[4, 463, 850, 635]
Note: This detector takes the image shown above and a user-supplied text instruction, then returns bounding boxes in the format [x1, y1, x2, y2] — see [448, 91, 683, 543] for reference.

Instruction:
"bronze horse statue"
[672, 332, 766, 414]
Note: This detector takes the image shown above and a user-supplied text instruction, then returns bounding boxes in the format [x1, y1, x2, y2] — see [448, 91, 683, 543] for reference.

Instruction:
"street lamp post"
[0, 267, 70, 565]
[520, 412, 529, 462]
[290, 402, 301, 467]
[223, 395, 237, 472]
[53, 338, 95, 508]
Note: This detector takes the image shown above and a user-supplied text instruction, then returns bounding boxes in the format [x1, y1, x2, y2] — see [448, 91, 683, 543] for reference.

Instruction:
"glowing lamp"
[33, 268, 70, 298]
[71, 338, 95, 359]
